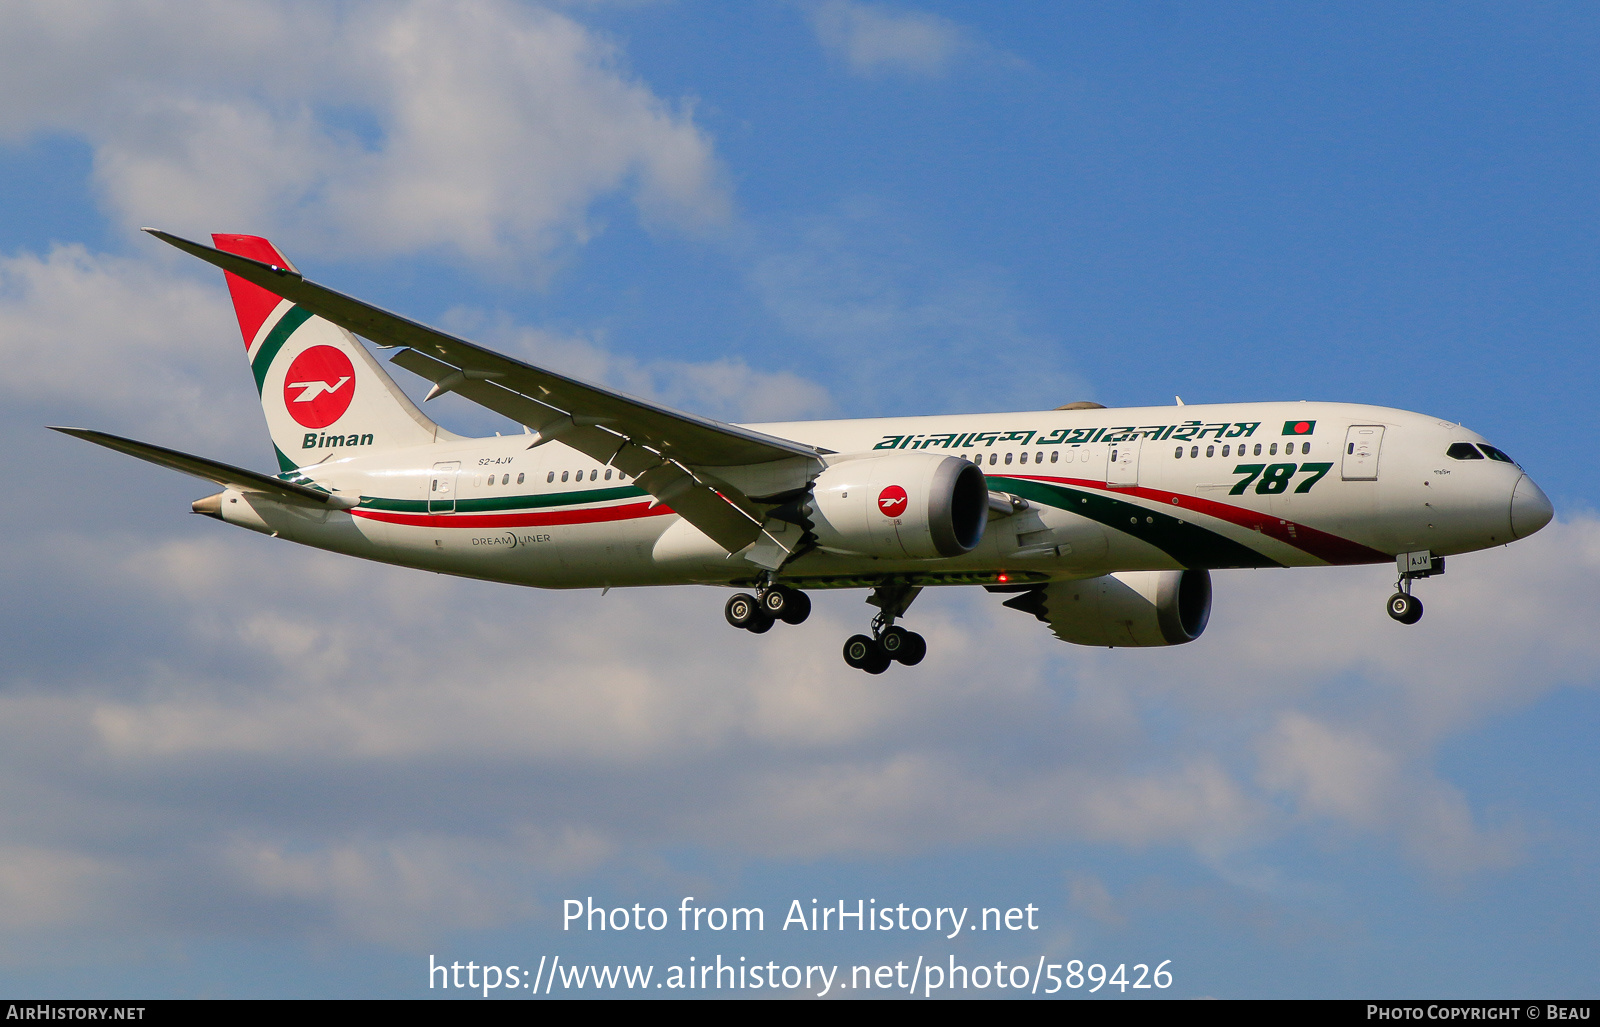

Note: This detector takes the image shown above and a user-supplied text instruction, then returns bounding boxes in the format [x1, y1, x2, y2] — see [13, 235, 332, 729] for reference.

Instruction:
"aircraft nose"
[1511, 474, 1554, 539]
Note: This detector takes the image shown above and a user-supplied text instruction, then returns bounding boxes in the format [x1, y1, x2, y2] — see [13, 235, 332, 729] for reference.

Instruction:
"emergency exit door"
[428, 461, 460, 513]
[1341, 426, 1384, 481]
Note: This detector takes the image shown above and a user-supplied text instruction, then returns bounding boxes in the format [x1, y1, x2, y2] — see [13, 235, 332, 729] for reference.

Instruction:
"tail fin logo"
[282, 346, 357, 428]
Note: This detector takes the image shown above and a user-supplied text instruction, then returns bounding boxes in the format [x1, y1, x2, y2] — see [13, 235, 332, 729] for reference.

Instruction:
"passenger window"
[517, 473, 525, 484]
[989, 453, 998, 466]
[1269, 443, 1278, 456]
[1447, 442, 1485, 460]
[1174, 447, 1183, 458]
[1051, 451, 1059, 463]
[1004, 452, 1013, 465]
[1302, 442, 1311, 455]
[589, 469, 596, 481]
[1206, 445, 1215, 458]
[1480, 445, 1517, 464]
[561, 471, 569, 482]
[1190, 446, 1199, 458]
[546, 471, 554, 483]
[1035, 451, 1043, 464]
[1019, 452, 1027, 464]
[605, 468, 612, 480]
[1254, 444, 1262, 456]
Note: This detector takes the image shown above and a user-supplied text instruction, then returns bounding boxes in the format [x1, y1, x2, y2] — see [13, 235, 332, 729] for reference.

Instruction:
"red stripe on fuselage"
[352, 500, 675, 530]
[1008, 474, 1388, 565]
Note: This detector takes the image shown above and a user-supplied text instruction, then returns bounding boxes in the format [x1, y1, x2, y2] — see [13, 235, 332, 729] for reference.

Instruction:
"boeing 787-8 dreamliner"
[54, 231, 1554, 673]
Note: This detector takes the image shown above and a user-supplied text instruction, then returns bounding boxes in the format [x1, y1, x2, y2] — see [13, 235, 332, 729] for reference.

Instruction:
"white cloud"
[0, 241, 831, 458]
[3, 517, 1591, 950]
[0, 243, 253, 448]
[0, 0, 728, 264]
[809, 1, 970, 78]
[1257, 713, 1520, 876]
[2, 237, 1595, 947]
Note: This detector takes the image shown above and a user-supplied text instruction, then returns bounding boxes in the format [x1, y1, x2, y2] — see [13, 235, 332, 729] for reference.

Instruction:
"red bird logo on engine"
[877, 485, 909, 518]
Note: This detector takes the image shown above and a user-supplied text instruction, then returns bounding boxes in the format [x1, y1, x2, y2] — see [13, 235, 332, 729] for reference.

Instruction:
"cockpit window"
[1479, 444, 1517, 464]
[1446, 442, 1485, 460]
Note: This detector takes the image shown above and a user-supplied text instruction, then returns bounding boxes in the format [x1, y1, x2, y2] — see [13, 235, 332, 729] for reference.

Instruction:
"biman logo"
[1283, 419, 1317, 436]
[877, 485, 909, 518]
[282, 345, 356, 429]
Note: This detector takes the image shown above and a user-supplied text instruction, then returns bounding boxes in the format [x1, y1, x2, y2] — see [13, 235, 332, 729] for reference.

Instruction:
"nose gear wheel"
[1387, 591, 1423, 624]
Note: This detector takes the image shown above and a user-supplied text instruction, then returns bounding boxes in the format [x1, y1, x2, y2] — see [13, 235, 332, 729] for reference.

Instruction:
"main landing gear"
[843, 624, 926, 674]
[725, 584, 811, 634]
[724, 578, 930, 673]
[842, 581, 927, 674]
[1387, 550, 1443, 625]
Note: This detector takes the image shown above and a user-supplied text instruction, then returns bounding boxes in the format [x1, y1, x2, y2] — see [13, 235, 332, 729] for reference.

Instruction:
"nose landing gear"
[1387, 550, 1443, 625]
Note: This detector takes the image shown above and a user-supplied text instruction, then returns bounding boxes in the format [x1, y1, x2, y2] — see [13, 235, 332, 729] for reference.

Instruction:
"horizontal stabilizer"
[50, 427, 356, 508]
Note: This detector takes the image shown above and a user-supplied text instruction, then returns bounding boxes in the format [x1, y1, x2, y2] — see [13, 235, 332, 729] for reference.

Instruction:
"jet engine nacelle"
[808, 453, 989, 559]
[1012, 569, 1212, 647]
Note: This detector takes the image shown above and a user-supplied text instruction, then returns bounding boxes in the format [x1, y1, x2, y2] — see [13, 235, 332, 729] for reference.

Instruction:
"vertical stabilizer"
[210, 234, 448, 470]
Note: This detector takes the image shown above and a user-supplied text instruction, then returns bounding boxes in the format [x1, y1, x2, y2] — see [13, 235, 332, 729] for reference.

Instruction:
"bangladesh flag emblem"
[1283, 419, 1316, 436]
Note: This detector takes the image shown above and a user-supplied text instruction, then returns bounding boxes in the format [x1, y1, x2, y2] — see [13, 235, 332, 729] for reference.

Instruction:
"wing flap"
[51, 427, 356, 508]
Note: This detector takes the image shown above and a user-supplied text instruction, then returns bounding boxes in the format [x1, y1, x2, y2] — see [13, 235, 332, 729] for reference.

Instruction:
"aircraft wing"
[50, 427, 357, 509]
[145, 229, 826, 553]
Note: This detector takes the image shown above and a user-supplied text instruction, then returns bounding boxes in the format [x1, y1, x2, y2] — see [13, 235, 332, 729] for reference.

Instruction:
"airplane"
[53, 230, 1555, 674]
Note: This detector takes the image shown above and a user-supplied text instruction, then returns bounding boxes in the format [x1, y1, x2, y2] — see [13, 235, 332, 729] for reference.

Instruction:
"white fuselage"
[209, 401, 1546, 592]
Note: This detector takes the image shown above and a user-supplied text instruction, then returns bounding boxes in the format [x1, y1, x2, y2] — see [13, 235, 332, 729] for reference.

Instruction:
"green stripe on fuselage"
[992, 475, 1281, 569]
[250, 305, 315, 394]
[358, 484, 647, 514]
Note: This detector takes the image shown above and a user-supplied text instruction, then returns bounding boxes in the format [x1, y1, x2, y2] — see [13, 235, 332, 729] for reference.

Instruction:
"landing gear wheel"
[862, 651, 892, 674]
[747, 613, 775, 633]
[725, 593, 761, 629]
[1387, 592, 1423, 625]
[843, 634, 880, 670]
[763, 586, 812, 625]
[879, 626, 927, 665]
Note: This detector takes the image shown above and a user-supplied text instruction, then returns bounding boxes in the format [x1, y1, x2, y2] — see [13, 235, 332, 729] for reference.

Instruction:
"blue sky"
[0, 0, 1597, 999]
